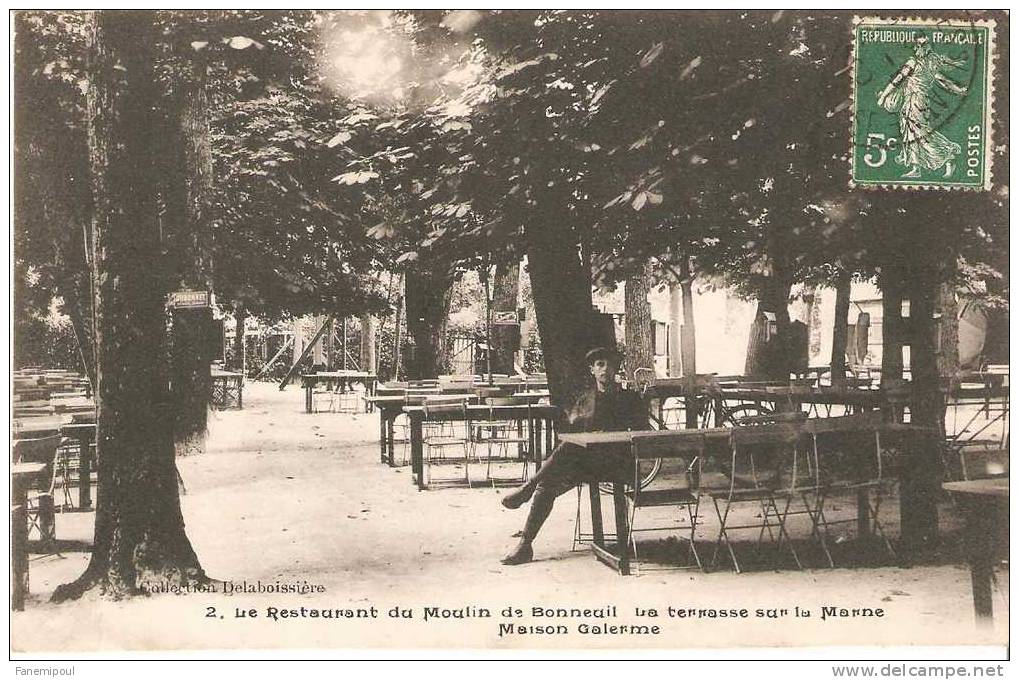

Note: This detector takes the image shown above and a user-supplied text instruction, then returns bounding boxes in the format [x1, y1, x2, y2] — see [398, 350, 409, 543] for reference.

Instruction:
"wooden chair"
[704, 423, 804, 573]
[624, 431, 707, 573]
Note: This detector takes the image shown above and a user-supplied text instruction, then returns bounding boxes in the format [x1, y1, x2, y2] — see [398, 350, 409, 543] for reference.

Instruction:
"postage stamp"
[850, 17, 996, 190]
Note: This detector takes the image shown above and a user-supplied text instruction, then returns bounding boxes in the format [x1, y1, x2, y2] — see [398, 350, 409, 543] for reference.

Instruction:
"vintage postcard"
[9, 8, 1009, 667]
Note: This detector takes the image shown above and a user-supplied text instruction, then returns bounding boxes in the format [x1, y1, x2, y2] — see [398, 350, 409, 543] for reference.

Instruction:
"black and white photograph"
[8, 8, 1011, 664]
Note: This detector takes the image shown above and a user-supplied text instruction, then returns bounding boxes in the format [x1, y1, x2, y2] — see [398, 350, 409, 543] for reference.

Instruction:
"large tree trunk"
[679, 261, 700, 429]
[54, 10, 206, 602]
[169, 47, 214, 456]
[233, 304, 247, 373]
[524, 209, 598, 430]
[879, 264, 906, 429]
[899, 264, 943, 550]
[746, 226, 797, 381]
[803, 285, 822, 363]
[325, 318, 335, 370]
[744, 271, 793, 380]
[490, 261, 521, 375]
[623, 261, 654, 382]
[679, 260, 698, 379]
[311, 315, 327, 366]
[392, 284, 404, 380]
[169, 306, 213, 456]
[935, 282, 960, 379]
[880, 266, 905, 390]
[404, 267, 454, 379]
[981, 272, 1009, 364]
[830, 269, 852, 388]
[359, 312, 376, 375]
[667, 283, 683, 377]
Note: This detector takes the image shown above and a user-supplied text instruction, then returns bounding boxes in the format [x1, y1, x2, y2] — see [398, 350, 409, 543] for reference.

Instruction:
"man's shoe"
[500, 543, 534, 565]
[501, 486, 533, 509]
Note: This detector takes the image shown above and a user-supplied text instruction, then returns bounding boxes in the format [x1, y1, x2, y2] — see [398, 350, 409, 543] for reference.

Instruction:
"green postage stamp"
[850, 17, 995, 190]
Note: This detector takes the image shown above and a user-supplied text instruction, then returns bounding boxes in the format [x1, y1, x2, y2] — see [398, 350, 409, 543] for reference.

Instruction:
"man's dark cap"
[585, 346, 621, 365]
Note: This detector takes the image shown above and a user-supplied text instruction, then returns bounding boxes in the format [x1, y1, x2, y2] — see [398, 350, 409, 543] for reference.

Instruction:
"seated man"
[500, 347, 648, 565]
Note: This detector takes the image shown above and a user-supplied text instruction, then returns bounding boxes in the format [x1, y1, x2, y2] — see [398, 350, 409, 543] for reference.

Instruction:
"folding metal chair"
[311, 379, 337, 413]
[801, 413, 895, 566]
[12, 435, 67, 548]
[624, 431, 707, 573]
[421, 397, 472, 487]
[472, 397, 531, 486]
[332, 383, 364, 413]
[391, 388, 442, 464]
[52, 438, 80, 511]
[704, 423, 804, 573]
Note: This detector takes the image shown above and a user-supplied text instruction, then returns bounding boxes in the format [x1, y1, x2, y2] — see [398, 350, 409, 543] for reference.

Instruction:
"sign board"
[492, 310, 519, 325]
[167, 290, 211, 309]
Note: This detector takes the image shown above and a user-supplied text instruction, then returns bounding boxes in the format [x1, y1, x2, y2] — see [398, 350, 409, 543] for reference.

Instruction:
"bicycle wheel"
[719, 402, 773, 427]
[598, 457, 661, 495]
[597, 417, 666, 494]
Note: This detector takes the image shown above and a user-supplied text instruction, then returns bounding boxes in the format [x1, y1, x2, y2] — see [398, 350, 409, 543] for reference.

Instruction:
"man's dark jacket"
[564, 385, 648, 433]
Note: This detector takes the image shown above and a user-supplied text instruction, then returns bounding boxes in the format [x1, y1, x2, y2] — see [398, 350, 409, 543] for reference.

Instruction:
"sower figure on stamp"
[500, 347, 648, 565]
[877, 35, 968, 179]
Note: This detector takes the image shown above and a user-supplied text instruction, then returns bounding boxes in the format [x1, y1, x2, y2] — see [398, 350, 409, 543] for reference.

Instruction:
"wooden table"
[559, 428, 733, 575]
[478, 381, 549, 394]
[643, 381, 899, 426]
[406, 404, 559, 490]
[367, 394, 547, 466]
[366, 395, 482, 466]
[374, 382, 548, 399]
[365, 396, 406, 464]
[942, 478, 1009, 623]
[52, 399, 95, 415]
[11, 462, 46, 611]
[211, 370, 244, 410]
[60, 422, 97, 510]
[11, 462, 47, 506]
[374, 384, 441, 398]
[301, 371, 377, 413]
[512, 391, 551, 402]
[12, 415, 71, 438]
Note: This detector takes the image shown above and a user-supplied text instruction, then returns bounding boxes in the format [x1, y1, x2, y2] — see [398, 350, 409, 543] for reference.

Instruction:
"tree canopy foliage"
[14, 10, 1009, 371]
[324, 10, 1006, 300]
